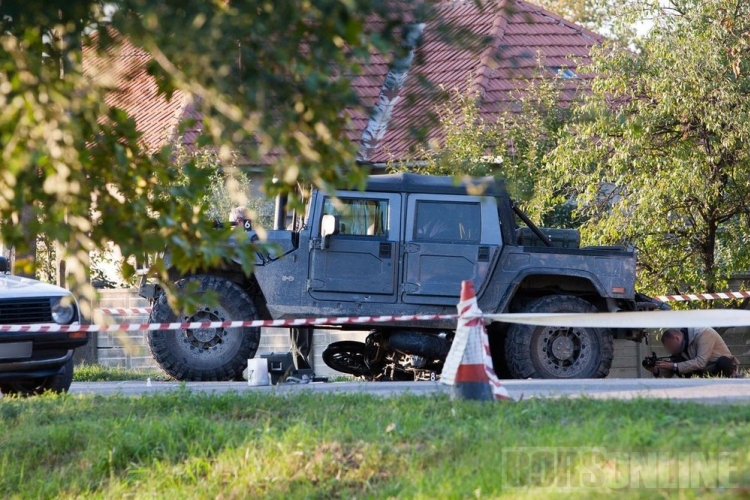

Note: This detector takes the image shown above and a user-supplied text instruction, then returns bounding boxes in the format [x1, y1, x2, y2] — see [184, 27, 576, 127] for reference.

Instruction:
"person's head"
[661, 328, 685, 354]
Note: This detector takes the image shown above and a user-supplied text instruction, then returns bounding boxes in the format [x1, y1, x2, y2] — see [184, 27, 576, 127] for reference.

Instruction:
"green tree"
[170, 146, 273, 229]
[543, 0, 750, 295]
[534, 0, 639, 43]
[0, 0, 464, 306]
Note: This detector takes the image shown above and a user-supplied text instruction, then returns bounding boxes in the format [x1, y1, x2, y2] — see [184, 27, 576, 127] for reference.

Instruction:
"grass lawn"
[72, 364, 170, 382]
[1, 391, 749, 498]
[71, 363, 359, 383]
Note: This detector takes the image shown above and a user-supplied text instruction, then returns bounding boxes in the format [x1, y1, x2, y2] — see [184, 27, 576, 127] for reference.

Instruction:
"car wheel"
[504, 295, 613, 379]
[148, 274, 261, 381]
[0, 358, 74, 396]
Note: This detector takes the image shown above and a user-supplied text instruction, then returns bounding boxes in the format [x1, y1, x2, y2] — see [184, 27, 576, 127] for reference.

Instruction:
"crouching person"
[649, 328, 739, 378]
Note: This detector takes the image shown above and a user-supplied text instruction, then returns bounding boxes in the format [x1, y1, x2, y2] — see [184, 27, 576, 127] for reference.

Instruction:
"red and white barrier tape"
[655, 291, 750, 303]
[98, 307, 152, 316]
[12, 308, 750, 333]
[95, 289, 750, 316]
[0, 313, 458, 334]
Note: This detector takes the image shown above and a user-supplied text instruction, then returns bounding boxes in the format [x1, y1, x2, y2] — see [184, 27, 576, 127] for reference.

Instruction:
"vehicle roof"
[365, 173, 507, 197]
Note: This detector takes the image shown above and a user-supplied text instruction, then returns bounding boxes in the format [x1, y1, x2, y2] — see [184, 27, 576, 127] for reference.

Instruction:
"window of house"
[414, 201, 481, 242]
[550, 66, 578, 79]
[322, 198, 389, 237]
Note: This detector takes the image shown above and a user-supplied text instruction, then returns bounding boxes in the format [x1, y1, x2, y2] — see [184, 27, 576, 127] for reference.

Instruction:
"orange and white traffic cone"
[441, 280, 511, 401]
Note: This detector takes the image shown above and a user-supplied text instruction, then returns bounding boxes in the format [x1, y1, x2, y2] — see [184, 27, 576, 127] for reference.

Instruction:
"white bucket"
[246, 358, 270, 386]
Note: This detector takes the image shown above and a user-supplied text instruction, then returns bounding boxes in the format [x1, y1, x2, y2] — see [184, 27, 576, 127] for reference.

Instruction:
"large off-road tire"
[148, 275, 261, 381]
[505, 295, 613, 379]
[0, 358, 74, 396]
[487, 324, 512, 379]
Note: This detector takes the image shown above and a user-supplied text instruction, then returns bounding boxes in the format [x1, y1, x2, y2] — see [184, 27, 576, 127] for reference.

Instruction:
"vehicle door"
[308, 192, 401, 303]
[402, 194, 501, 305]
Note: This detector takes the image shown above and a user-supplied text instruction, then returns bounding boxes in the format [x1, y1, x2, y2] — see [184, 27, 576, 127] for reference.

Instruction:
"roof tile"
[83, 35, 190, 154]
[87, 0, 601, 166]
[357, 0, 602, 163]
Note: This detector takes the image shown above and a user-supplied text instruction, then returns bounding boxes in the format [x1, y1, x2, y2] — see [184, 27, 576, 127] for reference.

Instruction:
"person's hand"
[655, 360, 675, 371]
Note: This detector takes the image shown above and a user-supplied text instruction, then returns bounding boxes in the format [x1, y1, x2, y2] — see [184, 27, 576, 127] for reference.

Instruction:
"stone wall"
[610, 339, 651, 378]
[92, 290, 153, 369]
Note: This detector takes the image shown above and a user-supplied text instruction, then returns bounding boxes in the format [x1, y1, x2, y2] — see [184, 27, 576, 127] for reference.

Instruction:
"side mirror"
[0, 256, 8, 273]
[320, 214, 340, 249]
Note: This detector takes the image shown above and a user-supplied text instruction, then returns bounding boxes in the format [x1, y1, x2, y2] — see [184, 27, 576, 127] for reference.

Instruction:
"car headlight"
[51, 297, 76, 325]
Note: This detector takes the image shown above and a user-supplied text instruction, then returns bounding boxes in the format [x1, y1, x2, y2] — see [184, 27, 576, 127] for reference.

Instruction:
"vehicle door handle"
[379, 242, 392, 259]
[478, 246, 490, 262]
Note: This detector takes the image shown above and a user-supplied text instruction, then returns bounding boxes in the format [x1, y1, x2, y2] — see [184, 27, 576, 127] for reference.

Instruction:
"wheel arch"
[502, 271, 609, 313]
[164, 261, 270, 319]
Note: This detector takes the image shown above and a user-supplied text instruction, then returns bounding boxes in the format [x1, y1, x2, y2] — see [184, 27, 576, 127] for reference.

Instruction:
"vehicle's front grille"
[0, 298, 53, 324]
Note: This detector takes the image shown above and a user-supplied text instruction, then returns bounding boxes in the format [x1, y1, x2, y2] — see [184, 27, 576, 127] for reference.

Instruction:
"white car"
[0, 257, 86, 396]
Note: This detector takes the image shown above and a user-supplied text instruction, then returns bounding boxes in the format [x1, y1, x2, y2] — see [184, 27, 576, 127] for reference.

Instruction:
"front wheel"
[505, 295, 613, 379]
[148, 275, 261, 381]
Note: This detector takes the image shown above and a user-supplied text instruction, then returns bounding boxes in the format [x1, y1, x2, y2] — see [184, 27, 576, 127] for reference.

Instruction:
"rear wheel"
[322, 341, 372, 378]
[505, 295, 613, 379]
[0, 358, 74, 396]
[148, 275, 261, 381]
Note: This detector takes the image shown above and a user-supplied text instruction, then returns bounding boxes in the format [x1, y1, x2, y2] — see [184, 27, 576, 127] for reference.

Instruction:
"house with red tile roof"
[84, 0, 602, 177]
[83, 37, 189, 155]
[356, 0, 603, 166]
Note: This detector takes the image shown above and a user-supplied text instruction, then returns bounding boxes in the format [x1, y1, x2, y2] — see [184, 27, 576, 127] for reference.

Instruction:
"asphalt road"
[67, 378, 750, 404]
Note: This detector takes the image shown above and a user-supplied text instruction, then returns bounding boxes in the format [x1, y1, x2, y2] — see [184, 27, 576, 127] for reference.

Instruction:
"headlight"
[51, 297, 76, 324]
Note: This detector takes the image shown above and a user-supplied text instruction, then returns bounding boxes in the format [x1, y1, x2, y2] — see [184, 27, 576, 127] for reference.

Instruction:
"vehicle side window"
[414, 201, 481, 242]
[322, 198, 388, 237]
